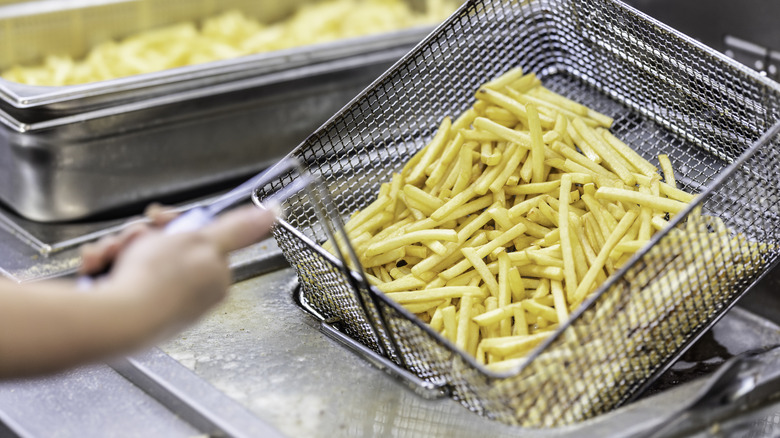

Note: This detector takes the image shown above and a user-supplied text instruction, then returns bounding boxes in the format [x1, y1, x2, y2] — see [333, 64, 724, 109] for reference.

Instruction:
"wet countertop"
[160, 266, 780, 438]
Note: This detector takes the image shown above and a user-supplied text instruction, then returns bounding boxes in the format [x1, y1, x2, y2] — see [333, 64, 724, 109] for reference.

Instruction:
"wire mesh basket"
[254, 0, 780, 427]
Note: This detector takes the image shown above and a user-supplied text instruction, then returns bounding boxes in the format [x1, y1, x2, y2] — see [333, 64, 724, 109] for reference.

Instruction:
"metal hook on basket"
[299, 167, 404, 363]
[78, 157, 309, 290]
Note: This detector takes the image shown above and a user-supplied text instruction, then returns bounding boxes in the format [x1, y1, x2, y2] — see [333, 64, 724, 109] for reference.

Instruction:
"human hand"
[83, 205, 277, 342]
[79, 203, 179, 276]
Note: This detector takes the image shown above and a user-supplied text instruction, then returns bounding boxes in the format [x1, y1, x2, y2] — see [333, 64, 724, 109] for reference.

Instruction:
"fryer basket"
[255, 0, 780, 427]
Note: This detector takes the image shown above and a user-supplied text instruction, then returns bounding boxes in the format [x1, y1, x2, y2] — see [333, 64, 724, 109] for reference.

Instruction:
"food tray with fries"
[0, 0, 457, 117]
[0, 0, 460, 221]
[254, 0, 780, 428]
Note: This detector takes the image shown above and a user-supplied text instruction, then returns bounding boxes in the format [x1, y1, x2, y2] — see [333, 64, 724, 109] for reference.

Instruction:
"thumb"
[199, 205, 278, 254]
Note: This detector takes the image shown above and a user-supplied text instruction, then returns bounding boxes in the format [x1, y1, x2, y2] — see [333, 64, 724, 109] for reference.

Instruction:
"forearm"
[0, 206, 274, 379]
[0, 279, 167, 378]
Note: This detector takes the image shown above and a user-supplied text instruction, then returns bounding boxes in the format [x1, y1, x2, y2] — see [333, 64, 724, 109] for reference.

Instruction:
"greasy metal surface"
[0, 0, 441, 114]
[0, 364, 199, 438]
[111, 350, 286, 438]
[161, 268, 780, 437]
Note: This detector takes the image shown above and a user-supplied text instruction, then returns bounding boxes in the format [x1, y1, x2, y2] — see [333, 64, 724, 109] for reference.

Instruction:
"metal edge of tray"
[109, 348, 287, 438]
[0, 24, 437, 117]
[0, 46, 414, 134]
[0, 47, 407, 222]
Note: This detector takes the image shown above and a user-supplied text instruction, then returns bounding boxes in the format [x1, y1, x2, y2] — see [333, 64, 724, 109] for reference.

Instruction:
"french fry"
[364, 229, 457, 257]
[600, 129, 658, 176]
[457, 295, 474, 350]
[658, 154, 677, 188]
[480, 332, 552, 357]
[386, 286, 486, 304]
[441, 306, 457, 344]
[573, 210, 638, 304]
[595, 187, 688, 215]
[559, 175, 578, 301]
[572, 118, 635, 186]
[406, 117, 452, 185]
[527, 103, 546, 184]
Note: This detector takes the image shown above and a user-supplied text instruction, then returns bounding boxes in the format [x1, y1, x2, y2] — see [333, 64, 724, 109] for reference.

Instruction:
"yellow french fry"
[527, 103, 547, 184]
[572, 118, 635, 186]
[573, 210, 638, 304]
[595, 187, 688, 215]
[600, 129, 658, 176]
[441, 306, 457, 344]
[461, 247, 500, 296]
[558, 174, 578, 301]
[385, 286, 486, 304]
[658, 154, 677, 189]
[406, 117, 452, 185]
[364, 229, 457, 257]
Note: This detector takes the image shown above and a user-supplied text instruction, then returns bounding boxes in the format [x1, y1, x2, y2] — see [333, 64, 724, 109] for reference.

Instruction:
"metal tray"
[0, 0, 453, 221]
[0, 49, 408, 222]
[0, 0, 444, 119]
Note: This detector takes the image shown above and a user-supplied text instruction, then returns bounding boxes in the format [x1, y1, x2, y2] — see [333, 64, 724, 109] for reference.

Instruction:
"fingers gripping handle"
[77, 157, 309, 290]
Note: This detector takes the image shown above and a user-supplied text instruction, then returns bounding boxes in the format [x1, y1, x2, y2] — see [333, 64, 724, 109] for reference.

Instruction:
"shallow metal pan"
[0, 0, 444, 119]
[0, 49, 406, 222]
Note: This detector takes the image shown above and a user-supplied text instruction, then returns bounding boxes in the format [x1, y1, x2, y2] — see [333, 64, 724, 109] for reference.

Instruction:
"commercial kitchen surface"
[2, 242, 780, 437]
[2, 0, 780, 437]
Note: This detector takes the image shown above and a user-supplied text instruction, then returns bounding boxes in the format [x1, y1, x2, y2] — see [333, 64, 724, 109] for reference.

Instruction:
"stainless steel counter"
[1, 245, 780, 437]
[157, 267, 780, 438]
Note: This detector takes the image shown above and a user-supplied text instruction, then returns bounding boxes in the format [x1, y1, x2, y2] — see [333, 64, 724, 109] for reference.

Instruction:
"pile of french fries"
[332, 67, 770, 385]
[2, 0, 458, 86]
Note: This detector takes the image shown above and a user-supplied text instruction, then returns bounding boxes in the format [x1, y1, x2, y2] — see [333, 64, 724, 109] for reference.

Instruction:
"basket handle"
[302, 168, 404, 362]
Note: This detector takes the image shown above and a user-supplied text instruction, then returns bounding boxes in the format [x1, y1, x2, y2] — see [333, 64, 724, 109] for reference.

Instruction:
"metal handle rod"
[78, 157, 307, 289]
[642, 345, 780, 438]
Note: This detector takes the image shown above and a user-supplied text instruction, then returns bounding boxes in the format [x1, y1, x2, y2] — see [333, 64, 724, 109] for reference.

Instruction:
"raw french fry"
[385, 286, 486, 304]
[595, 187, 688, 215]
[527, 103, 546, 184]
[480, 332, 552, 356]
[476, 87, 554, 128]
[363, 229, 457, 257]
[483, 66, 526, 91]
[441, 306, 457, 344]
[550, 280, 569, 324]
[378, 276, 426, 293]
[559, 174, 578, 301]
[658, 154, 677, 188]
[473, 302, 522, 326]
[403, 300, 447, 314]
[496, 252, 513, 336]
[428, 133, 466, 188]
[572, 118, 635, 186]
[573, 210, 638, 304]
[523, 300, 558, 323]
[567, 122, 601, 164]
[457, 295, 474, 350]
[600, 129, 658, 176]
[406, 118, 452, 185]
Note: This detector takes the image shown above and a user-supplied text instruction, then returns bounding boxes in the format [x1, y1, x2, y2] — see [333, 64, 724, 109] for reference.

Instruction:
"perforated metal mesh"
[257, 0, 780, 427]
